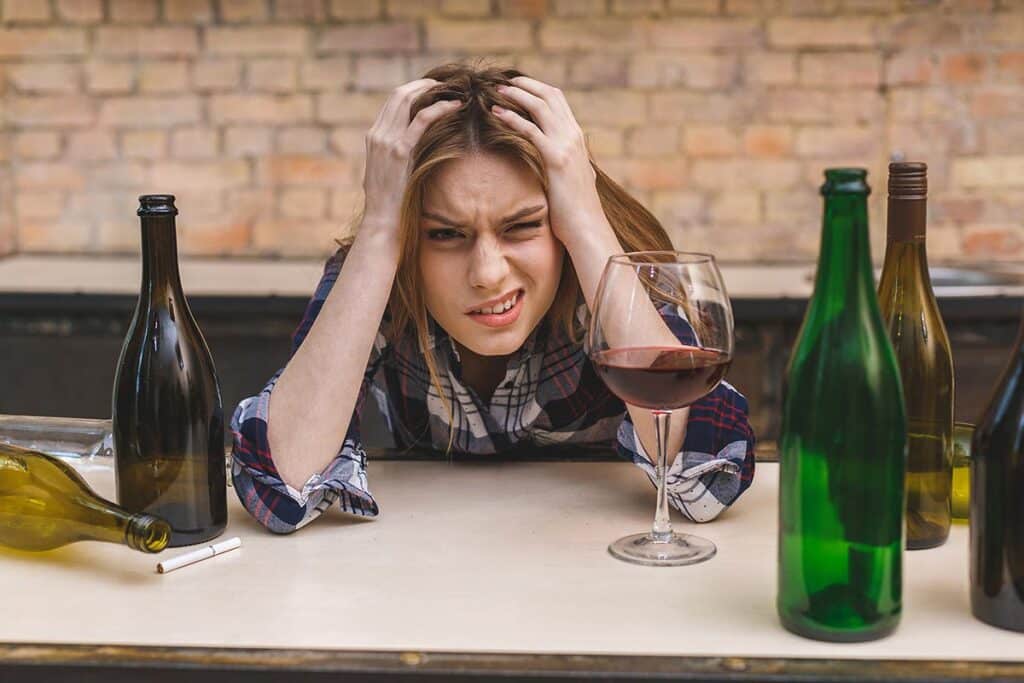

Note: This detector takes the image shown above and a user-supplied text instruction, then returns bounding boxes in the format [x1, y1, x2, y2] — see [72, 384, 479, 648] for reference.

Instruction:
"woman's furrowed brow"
[421, 204, 547, 228]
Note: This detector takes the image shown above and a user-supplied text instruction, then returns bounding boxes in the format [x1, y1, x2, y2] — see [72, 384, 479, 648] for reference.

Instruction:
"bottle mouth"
[138, 194, 178, 217]
[821, 168, 870, 196]
[128, 514, 172, 553]
[888, 161, 927, 199]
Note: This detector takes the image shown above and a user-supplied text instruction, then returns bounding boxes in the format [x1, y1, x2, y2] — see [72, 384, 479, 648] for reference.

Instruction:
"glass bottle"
[112, 195, 227, 547]
[778, 168, 907, 642]
[0, 443, 169, 553]
[877, 161, 954, 550]
[970, 317, 1024, 632]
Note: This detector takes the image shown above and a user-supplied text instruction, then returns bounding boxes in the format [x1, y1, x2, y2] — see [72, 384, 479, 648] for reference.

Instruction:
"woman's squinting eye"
[507, 220, 543, 234]
[426, 228, 463, 241]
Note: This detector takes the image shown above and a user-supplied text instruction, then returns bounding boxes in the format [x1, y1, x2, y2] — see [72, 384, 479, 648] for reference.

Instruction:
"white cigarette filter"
[156, 536, 242, 574]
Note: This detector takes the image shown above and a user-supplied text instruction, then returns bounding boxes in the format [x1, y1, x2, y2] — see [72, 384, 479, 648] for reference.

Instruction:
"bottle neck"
[886, 197, 927, 245]
[813, 192, 875, 308]
[140, 215, 183, 299]
[75, 495, 170, 553]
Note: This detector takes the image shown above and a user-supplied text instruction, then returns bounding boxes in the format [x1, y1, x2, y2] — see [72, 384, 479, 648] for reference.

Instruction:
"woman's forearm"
[268, 222, 401, 491]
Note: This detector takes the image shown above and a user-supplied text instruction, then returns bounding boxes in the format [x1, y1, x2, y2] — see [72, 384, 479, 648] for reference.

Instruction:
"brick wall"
[1, 0, 1023, 262]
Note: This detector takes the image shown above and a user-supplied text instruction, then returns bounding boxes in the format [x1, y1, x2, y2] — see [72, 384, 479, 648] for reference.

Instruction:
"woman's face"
[418, 152, 565, 358]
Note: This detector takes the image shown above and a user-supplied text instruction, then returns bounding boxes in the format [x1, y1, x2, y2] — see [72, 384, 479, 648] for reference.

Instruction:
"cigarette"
[156, 537, 242, 574]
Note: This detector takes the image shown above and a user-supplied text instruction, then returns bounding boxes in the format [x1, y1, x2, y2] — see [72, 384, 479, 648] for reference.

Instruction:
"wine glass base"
[608, 532, 716, 566]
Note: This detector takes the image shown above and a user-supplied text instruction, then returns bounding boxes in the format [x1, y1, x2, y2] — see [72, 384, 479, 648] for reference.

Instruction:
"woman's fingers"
[509, 75, 574, 120]
[496, 83, 556, 132]
[404, 99, 460, 147]
[375, 78, 438, 131]
[491, 105, 553, 156]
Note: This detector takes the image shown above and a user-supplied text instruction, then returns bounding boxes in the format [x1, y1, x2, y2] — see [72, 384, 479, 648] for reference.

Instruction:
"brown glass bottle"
[970, 316, 1024, 632]
[112, 195, 227, 547]
[877, 162, 954, 550]
[0, 443, 170, 553]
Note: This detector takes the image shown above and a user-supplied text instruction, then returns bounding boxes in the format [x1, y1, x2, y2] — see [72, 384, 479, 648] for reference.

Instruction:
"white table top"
[1, 459, 1020, 660]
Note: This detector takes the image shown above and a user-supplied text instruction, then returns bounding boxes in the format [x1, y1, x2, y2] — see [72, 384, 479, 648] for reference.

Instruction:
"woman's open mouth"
[466, 289, 524, 328]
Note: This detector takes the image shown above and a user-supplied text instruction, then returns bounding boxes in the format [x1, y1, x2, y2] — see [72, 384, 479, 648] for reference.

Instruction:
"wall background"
[0, 0, 1022, 263]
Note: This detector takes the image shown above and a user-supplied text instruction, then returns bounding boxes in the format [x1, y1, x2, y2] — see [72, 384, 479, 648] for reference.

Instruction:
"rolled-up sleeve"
[615, 304, 756, 522]
[230, 248, 386, 534]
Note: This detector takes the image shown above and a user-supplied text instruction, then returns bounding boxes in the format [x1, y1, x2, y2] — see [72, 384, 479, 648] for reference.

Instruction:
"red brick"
[14, 131, 62, 159]
[206, 27, 308, 55]
[16, 162, 86, 190]
[193, 59, 243, 91]
[277, 126, 327, 154]
[881, 15, 962, 47]
[328, 0, 383, 19]
[629, 53, 739, 90]
[666, 0, 720, 12]
[515, 54, 570, 86]
[498, 0, 549, 17]
[650, 91, 747, 124]
[95, 27, 199, 56]
[585, 126, 625, 158]
[252, 219, 336, 256]
[149, 161, 252, 190]
[744, 125, 793, 157]
[953, 157, 1024, 188]
[353, 56, 409, 91]
[885, 51, 934, 86]
[221, 0, 270, 21]
[692, 159, 801, 189]
[2, 0, 52, 22]
[275, 0, 327, 20]
[943, 52, 987, 84]
[331, 188, 366, 222]
[649, 19, 760, 49]
[109, 0, 159, 22]
[15, 191, 65, 220]
[19, 221, 92, 252]
[569, 54, 629, 88]
[612, 0, 665, 15]
[996, 52, 1024, 82]
[768, 17, 876, 48]
[9, 96, 95, 127]
[796, 126, 877, 158]
[172, 128, 220, 159]
[933, 197, 984, 224]
[280, 187, 329, 219]
[743, 52, 798, 85]
[165, 0, 214, 22]
[983, 120, 1024, 154]
[441, 0, 492, 16]
[971, 88, 1024, 119]
[9, 63, 81, 93]
[67, 130, 118, 161]
[258, 154, 354, 186]
[962, 224, 1024, 258]
[122, 130, 168, 160]
[427, 19, 533, 50]
[552, 0, 605, 15]
[55, 0, 103, 23]
[568, 90, 647, 126]
[225, 126, 274, 157]
[979, 15, 1024, 45]
[86, 62, 136, 93]
[300, 58, 352, 90]
[317, 92, 386, 124]
[627, 125, 680, 158]
[710, 192, 761, 225]
[210, 94, 313, 123]
[247, 59, 298, 92]
[800, 52, 881, 88]
[139, 61, 190, 93]
[602, 159, 689, 191]
[179, 216, 254, 256]
[100, 96, 201, 127]
[0, 29, 87, 57]
[539, 19, 646, 51]
[683, 125, 738, 157]
[92, 161, 150, 188]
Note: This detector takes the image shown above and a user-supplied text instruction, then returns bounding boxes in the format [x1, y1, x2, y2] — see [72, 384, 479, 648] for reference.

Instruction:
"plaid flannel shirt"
[231, 248, 756, 533]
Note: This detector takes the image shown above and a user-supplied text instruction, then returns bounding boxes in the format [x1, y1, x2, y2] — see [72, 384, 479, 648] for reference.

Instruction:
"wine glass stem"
[651, 409, 673, 542]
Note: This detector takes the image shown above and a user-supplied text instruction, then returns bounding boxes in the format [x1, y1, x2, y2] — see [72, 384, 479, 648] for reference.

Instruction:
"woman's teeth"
[473, 291, 519, 315]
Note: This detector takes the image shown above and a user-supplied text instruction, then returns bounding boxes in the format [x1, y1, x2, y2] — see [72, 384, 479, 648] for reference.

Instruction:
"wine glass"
[587, 251, 735, 566]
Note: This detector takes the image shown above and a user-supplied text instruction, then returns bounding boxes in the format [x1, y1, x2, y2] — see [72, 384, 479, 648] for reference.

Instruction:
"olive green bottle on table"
[778, 168, 908, 642]
[970, 317, 1024, 632]
[0, 443, 170, 553]
[113, 195, 227, 547]
[877, 162, 954, 550]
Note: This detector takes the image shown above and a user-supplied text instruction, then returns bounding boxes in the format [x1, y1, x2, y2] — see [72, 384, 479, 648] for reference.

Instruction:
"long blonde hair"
[345, 63, 674, 445]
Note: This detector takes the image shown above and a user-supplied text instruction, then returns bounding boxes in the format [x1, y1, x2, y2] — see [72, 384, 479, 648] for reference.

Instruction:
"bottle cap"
[888, 162, 927, 200]
[137, 194, 178, 217]
[821, 168, 870, 196]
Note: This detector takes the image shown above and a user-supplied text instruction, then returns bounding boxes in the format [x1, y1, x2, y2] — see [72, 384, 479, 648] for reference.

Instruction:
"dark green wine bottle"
[112, 195, 227, 547]
[970, 316, 1024, 632]
[878, 162, 954, 550]
[0, 443, 170, 553]
[778, 168, 908, 642]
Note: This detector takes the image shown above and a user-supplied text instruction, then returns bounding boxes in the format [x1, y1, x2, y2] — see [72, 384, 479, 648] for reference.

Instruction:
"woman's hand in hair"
[490, 76, 607, 251]
[361, 78, 461, 236]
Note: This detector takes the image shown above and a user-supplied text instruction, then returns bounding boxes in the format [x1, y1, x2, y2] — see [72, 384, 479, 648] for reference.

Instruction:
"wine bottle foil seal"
[887, 162, 927, 242]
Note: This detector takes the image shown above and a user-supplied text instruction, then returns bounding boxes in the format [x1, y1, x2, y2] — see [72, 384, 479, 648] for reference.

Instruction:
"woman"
[232, 64, 755, 533]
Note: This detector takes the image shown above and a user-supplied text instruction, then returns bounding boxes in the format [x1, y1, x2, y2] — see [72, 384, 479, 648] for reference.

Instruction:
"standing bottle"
[778, 168, 907, 642]
[970, 318, 1024, 632]
[0, 443, 170, 553]
[113, 195, 227, 547]
[877, 162, 954, 550]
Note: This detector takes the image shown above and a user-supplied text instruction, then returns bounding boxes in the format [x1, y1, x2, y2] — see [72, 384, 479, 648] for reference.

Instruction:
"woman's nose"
[468, 238, 511, 290]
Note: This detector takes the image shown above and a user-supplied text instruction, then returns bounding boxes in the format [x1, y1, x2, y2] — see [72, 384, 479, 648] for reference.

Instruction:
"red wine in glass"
[592, 346, 731, 410]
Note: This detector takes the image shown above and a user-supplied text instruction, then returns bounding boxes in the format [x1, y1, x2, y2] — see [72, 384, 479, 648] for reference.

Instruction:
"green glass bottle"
[970, 317, 1024, 632]
[778, 168, 908, 642]
[0, 443, 170, 553]
[877, 162, 954, 550]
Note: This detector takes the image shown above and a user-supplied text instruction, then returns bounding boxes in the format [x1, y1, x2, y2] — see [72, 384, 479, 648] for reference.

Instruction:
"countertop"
[1, 458, 1021, 670]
